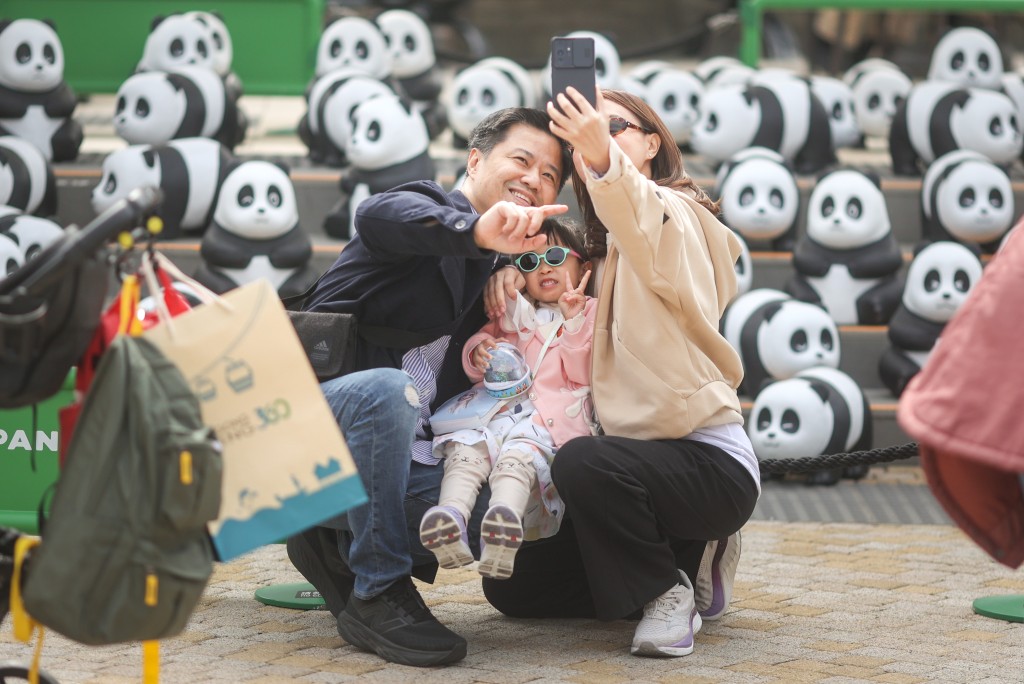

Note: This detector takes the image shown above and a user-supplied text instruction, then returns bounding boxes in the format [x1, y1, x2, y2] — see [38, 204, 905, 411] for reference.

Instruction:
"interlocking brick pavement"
[3, 520, 1022, 683]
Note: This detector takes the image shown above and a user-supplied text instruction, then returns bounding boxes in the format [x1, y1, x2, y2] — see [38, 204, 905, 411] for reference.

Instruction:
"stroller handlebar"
[0, 185, 164, 299]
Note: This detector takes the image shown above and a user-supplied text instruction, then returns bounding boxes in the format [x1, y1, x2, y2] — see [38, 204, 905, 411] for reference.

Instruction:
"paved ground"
[3, 512, 1022, 684]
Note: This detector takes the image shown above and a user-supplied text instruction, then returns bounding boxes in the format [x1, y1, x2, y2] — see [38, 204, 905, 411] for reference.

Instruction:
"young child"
[419, 218, 597, 579]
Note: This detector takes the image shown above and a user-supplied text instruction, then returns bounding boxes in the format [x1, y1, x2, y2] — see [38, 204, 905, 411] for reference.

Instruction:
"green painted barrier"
[739, 0, 1024, 66]
[2, 0, 325, 95]
[0, 372, 74, 534]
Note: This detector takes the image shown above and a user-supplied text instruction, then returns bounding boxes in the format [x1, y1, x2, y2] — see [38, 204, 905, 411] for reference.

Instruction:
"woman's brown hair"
[571, 89, 719, 257]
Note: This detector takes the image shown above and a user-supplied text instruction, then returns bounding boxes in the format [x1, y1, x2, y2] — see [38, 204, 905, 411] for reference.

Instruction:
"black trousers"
[482, 435, 759, 621]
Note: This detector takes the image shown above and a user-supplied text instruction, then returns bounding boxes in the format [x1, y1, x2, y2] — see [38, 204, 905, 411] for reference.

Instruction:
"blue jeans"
[320, 368, 489, 599]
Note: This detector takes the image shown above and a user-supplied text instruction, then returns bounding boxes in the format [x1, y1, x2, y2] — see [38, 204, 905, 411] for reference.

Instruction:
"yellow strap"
[142, 640, 160, 684]
[117, 274, 143, 337]
[11, 536, 43, 684]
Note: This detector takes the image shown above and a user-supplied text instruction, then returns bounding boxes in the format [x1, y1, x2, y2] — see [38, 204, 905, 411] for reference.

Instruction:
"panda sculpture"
[732, 231, 753, 300]
[92, 137, 233, 239]
[0, 230, 24, 279]
[809, 75, 860, 149]
[324, 95, 435, 240]
[927, 27, 1003, 91]
[690, 78, 835, 173]
[748, 366, 872, 485]
[183, 11, 243, 97]
[315, 16, 392, 80]
[0, 19, 83, 162]
[715, 147, 800, 251]
[786, 169, 903, 325]
[624, 61, 703, 148]
[879, 240, 982, 397]
[376, 9, 446, 140]
[921, 150, 1014, 251]
[889, 81, 1022, 176]
[114, 67, 247, 149]
[137, 14, 216, 73]
[0, 135, 56, 217]
[844, 59, 912, 141]
[693, 56, 755, 91]
[448, 57, 536, 148]
[721, 288, 840, 397]
[194, 160, 317, 298]
[0, 207, 63, 261]
[298, 69, 398, 167]
[541, 30, 621, 98]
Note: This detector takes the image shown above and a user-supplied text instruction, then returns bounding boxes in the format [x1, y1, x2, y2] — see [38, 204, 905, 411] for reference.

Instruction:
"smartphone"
[550, 36, 597, 112]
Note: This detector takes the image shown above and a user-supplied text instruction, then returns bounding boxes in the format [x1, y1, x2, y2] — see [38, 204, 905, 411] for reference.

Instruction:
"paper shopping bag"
[144, 278, 367, 560]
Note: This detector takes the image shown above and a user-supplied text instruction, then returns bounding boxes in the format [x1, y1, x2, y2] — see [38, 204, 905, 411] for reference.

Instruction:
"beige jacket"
[587, 141, 745, 440]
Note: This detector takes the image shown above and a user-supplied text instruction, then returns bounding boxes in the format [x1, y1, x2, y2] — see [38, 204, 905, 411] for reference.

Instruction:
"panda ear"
[165, 73, 188, 92]
[151, 15, 166, 31]
[42, 18, 57, 31]
[814, 168, 836, 185]
[742, 90, 755, 107]
[948, 90, 971, 110]
[397, 97, 414, 116]
[910, 240, 932, 258]
[862, 170, 882, 189]
[142, 150, 158, 168]
[807, 380, 831, 403]
[0, 20, 11, 35]
[959, 240, 984, 260]
[761, 301, 784, 322]
[272, 159, 291, 175]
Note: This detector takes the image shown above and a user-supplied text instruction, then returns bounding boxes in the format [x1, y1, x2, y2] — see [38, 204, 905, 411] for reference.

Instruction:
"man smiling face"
[462, 123, 564, 213]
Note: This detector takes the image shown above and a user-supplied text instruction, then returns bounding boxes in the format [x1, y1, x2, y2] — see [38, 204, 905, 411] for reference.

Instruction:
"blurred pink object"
[898, 221, 1024, 569]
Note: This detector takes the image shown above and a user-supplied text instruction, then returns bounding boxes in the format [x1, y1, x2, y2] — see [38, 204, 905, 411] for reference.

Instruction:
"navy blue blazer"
[306, 180, 495, 408]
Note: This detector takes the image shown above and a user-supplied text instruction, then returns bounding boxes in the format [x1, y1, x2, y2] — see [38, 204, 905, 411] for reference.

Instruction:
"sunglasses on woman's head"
[609, 115, 648, 137]
[514, 246, 581, 272]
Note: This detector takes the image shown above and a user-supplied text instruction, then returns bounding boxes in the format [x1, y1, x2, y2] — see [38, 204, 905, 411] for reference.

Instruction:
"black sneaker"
[336, 576, 467, 667]
[286, 526, 355, 618]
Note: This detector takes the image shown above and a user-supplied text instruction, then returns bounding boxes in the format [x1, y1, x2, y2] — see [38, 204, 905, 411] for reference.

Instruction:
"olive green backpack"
[22, 334, 223, 645]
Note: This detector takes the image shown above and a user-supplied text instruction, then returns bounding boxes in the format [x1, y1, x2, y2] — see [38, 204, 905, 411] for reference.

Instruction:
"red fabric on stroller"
[898, 225, 1024, 569]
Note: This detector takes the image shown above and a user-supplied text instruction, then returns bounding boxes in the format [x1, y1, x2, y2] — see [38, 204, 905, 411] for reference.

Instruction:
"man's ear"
[464, 147, 482, 180]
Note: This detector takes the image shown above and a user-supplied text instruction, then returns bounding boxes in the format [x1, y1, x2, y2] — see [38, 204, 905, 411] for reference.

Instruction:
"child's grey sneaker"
[419, 505, 473, 569]
[477, 504, 523, 580]
[631, 571, 702, 657]
[695, 529, 742, 621]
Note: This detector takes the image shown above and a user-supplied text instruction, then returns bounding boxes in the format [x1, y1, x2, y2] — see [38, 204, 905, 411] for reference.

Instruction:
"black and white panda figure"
[889, 81, 1022, 176]
[137, 14, 216, 73]
[324, 95, 435, 240]
[91, 138, 233, 239]
[183, 11, 243, 97]
[0, 207, 63, 261]
[921, 150, 1014, 252]
[810, 75, 860, 150]
[315, 16, 392, 80]
[0, 229, 24, 279]
[194, 160, 317, 298]
[693, 56, 755, 91]
[715, 147, 800, 251]
[541, 30, 621, 99]
[879, 240, 982, 397]
[748, 366, 872, 485]
[448, 57, 536, 149]
[721, 288, 840, 397]
[843, 59, 912, 142]
[624, 61, 703, 149]
[297, 69, 398, 167]
[927, 27, 1003, 91]
[732, 231, 753, 301]
[786, 169, 903, 325]
[0, 135, 56, 217]
[114, 67, 247, 149]
[376, 9, 446, 141]
[0, 19, 82, 162]
[690, 78, 835, 174]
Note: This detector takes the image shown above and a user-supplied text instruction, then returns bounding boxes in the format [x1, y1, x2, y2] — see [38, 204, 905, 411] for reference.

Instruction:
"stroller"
[0, 186, 163, 683]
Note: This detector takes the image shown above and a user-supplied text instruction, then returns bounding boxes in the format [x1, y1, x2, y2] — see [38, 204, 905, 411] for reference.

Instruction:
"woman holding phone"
[480, 87, 760, 658]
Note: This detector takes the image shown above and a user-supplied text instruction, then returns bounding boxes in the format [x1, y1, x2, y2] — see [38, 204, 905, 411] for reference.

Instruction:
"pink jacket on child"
[462, 296, 598, 447]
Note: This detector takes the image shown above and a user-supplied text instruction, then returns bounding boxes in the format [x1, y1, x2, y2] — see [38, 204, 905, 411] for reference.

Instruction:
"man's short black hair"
[467, 107, 572, 191]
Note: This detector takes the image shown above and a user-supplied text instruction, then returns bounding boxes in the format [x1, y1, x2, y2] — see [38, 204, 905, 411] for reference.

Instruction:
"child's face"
[515, 239, 586, 304]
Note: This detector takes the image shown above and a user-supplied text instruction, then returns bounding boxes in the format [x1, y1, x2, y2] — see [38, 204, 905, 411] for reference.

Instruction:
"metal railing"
[738, 0, 1024, 66]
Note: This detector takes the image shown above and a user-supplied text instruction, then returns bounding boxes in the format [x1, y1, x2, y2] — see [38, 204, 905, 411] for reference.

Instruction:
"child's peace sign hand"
[558, 269, 591, 320]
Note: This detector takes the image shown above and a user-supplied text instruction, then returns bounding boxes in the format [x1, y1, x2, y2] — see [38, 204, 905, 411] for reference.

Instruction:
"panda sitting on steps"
[194, 160, 318, 298]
